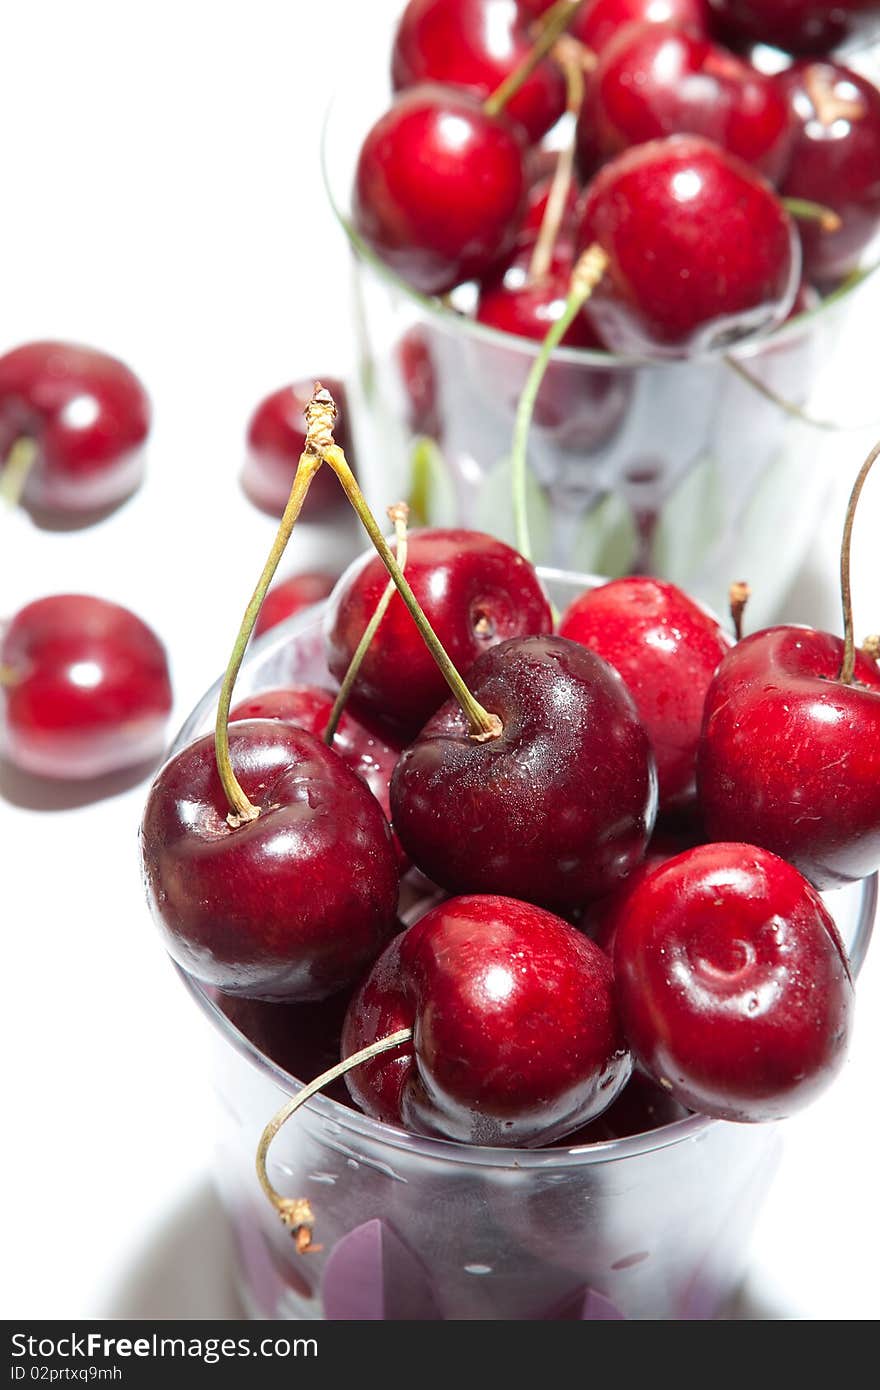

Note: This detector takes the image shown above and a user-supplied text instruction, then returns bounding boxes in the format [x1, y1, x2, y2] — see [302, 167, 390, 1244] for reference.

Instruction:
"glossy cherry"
[253, 572, 336, 638]
[698, 627, 880, 889]
[559, 577, 732, 807]
[614, 843, 854, 1121]
[0, 595, 172, 780]
[326, 528, 552, 736]
[0, 341, 150, 515]
[777, 61, 880, 286]
[576, 24, 793, 182]
[140, 721, 399, 1000]
[392, 0, 565, 145]
[353, 85, 526, 296]
[707, 0, 880, 56]
[576, 135, 799, 356]
[342, 894, 632, 1145]
[518, 0, 710, 49]
[517, 170, 582, 255]
[241, 379, 353, 519]
[477, 246, 602, 349]
[391, 633, 657, 911]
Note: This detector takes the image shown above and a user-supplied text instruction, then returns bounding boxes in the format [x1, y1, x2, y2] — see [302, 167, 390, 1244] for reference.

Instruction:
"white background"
[1, 0, 879, 1321]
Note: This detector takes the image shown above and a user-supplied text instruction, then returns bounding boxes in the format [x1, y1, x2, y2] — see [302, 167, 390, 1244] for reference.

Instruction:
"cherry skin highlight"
[342, 894, 632, 1145]
[0, 341, 150, 515]
[326, 529, 553, 737]
[353, 85, 526, 296]
[0, 594, 172, 780]
[241, 379, 354, 519]
[613, 843, 854, 1121]
[391, 633, 657, 912]
[558, 576, 732, 807]
[140, 721, 399, 1001]
[253, 573, 336, 637]
[697, 627, 880, 889]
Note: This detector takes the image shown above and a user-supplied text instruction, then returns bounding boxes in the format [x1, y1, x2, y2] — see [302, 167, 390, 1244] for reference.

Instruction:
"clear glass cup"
[321, 73, 880, 632]
[169, 571, 877, 1321]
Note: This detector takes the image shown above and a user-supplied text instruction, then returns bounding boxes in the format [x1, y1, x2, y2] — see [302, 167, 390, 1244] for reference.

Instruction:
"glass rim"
[319, 84, 880, 371]
[167, 567, 878, 1171]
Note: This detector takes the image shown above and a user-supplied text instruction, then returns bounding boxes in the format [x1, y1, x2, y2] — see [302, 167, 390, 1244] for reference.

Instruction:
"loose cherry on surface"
[613, 843, 854, 1121]
[777, 61, 880, 287]
[558, 576, 732, 808]
[707, 0, 880, 56]
[0, 341, 150, 515]
[326, 528, 553, 737]
[241, 379, 354, 520]
[342, 894, 632, 1145]
[252, 572, 337, 638]
[576, 24, 794, 183]
[391, 633, 657, 912]
[353, 84, 526, 296]
[0, 595, 172, 780]
[140, 720, 399, 1001]
[392, 0, 566, 144]
[575, 135, 800, 356]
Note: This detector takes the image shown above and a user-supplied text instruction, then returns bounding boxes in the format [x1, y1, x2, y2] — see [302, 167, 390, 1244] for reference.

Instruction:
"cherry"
[0, 341, 150, 516]
[353, 85, 526, 295]
[342, 894, 631, 1145]
[517, 170, 582, 254]
[0, 595, 172, 780]
[576, 24, 794, 183]
[477, 246, 601, 349]
[613, 843, 854, 1121]
[252, 572, 336, 638]
[392, 0, 566, 144]
[706, 0, 880, 56]
[575, 135, 799, 355]
[391, 633, 657, 911]
[140, 720, 399, 1000]
[776, 61, 880, 287]
[241, 379, 354, 520]
[558, 577, 732, 807]
[326, 528, 552, 736]
[517, 0, 710, 50]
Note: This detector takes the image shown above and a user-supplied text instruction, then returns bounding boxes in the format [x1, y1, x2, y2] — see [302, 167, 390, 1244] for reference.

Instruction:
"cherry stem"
[838, 438, 880, 684]
[214, 393, 334, 826]
[484, 0, 586, 117]
[255, 1027, 413, 1253]
[511, 243, 609, 559]
[729, 581, 751, 642]
[724, 356, 869, 434]
[0, 664, 17, 686]
[528, 39, 585, 284]
[0, 437, 37, 509]
[782, 197, 842, 234]
[324, 502, 410, 746]
[861, 634, 880, 663]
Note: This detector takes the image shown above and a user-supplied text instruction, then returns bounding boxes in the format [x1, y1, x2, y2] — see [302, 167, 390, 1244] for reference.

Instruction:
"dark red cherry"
[353, 85, 526, 295]
[554, 1070, 691, 1144]
[576, 136, 799, 355]
[253, 573, 336, 638]
[392, 0, 565, 145]
[697, 627, 880, 889]
[0, 341, 150, 516]
[391, 634, 657, 911]
[241, 379, 353, 519]
[777, 62, 880, 287]
[217, 988, 354, 1103]
[614, 843, 854, 1121]
[326, 529, 552, 736]
[0, 595, 172, 780]
[559, 577, 732, 807]
[140, 721, 399, 1001]
[576, 24, 793, 183]
[342, 894, 631, 1145]
[707, 0, 880, 56]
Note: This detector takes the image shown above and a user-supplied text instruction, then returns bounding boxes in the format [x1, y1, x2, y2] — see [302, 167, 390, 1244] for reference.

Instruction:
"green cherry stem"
[782, 197, 843, 233]
[528, 37, 585, 284]
[484, 0, 586, 118]
[0, 438, 38, 509]
[838, 437, 880, 685]
[324, 502, 410, 747]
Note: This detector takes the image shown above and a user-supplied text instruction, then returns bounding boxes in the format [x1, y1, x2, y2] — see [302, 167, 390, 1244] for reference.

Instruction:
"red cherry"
[241, 379, 353, 519]
[576, 135, 799, 355]
[559, 577, 732, 807]
[140, 722, 399, 1001]
[392, 0, 566, 145]
[477, 246, 601, 349]
[613, 843, 854, 1121]
[576, 24, 794, 183]
[697, 627, 880, 889]
[353, 85, 526, 295]
[574, 0, 710, 52]
[391, 634, 657, 911]
[326, 529, 552, 736]
[342, 894, 631, 1145]
[253, 573, 336, 638]
[0, 595, 172, 780]
[0, 341, 150, 515]
[777, 61, 880, 287]
[518, 171, 582, 252]
[707, 0, 880, 56]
